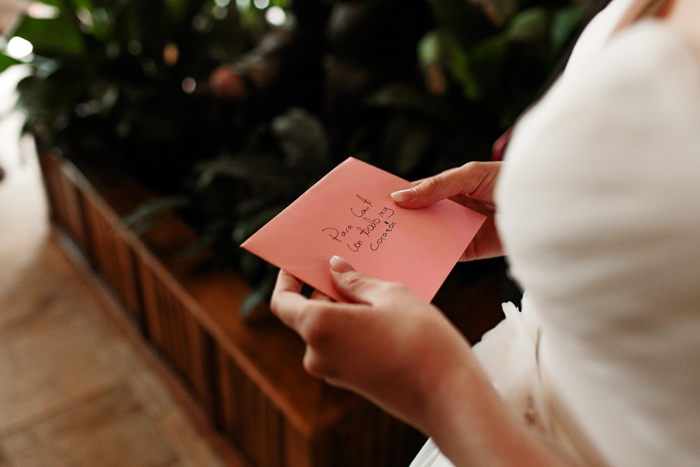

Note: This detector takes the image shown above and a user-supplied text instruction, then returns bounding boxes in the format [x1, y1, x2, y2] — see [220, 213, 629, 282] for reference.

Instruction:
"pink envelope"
[241, 158, 486, 302]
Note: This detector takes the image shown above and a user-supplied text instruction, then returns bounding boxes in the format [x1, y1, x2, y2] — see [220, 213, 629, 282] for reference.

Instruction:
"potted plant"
[2, 0, 593, 465]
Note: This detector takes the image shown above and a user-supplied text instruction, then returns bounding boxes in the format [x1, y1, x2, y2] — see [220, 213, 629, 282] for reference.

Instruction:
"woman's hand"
[391, 161, 503, 262]
[271, 258, 579, 466]
[270, 256, 475, 432]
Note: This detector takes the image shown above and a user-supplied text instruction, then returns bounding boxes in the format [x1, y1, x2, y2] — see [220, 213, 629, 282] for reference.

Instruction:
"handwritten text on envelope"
[241, 158, 486, 303]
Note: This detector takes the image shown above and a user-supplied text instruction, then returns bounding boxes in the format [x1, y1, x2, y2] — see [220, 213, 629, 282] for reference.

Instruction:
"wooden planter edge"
[38, 151, 426, 467]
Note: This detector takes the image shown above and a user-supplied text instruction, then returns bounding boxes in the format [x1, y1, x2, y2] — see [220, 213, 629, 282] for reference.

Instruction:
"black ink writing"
[370, 221, 398, 251]
[378, 206, 395, 218]
[356, 195, 372, 206]
[350, 194, 372, 217]
[321, 196, 399, 254]
[347, 240, 363, 252]
[322, 226, 354, 242]
[357, 217, 381, 237]
[351, 206, 370, 218]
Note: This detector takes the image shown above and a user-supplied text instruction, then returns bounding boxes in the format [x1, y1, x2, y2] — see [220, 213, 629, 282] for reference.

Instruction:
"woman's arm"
[271, 258, 578, 466]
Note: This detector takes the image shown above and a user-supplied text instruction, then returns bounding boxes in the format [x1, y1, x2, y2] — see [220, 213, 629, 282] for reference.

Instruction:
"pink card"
[241, 158, 486, 303]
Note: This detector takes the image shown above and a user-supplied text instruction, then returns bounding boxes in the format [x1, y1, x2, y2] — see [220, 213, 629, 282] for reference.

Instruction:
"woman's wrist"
[420, 349, 575, 466]
[422, 351, 509, 444]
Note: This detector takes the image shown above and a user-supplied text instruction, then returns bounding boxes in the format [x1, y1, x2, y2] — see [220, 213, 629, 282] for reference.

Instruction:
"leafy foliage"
[0, 54, 22, 75]
[8, 0, 269, 187]
[415, 0, 591, 133]
[7, 0, 594, 320]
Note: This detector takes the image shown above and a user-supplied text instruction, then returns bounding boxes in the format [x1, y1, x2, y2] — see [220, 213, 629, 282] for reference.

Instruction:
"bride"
[269, 0, 700, 464]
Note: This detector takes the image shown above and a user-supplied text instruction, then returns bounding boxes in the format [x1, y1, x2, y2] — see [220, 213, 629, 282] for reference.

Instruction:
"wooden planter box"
[38, 152, 429, 467]
[39, 152, 507, 467]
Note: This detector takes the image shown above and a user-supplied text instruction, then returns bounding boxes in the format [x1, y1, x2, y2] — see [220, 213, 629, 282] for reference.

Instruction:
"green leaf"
[174, 235, 216, 262]
[13, 5, 85, 57]
[232, 204, 286, 245]
[0, 54, 22, 74]
[240, 285, 269, 318]
[15, 73, 82, 125]
[122, 195, 193, 235]
[425, 0, 496, 46]
[391, 120, 436, 175]
[418, 30, 485, 101]
[99, 85, 119, 113]
[364, 83, 455, 123]
[164, 0, 187, 19]
[271, 108, 329, 166]
[239, 269, 277, 321]
[551, 3, 588, 51]
[506, 7, 549, 43]
[238, 249, 265, 279]
[489, 0, 521, 24]
[418, 31, 440, 66]
[71, 0, 95, 11]
[196, 154, 295, 190]
[470, 33, 509, 95]
[234, 195, 283, 217]
[446, 38, 482, 100]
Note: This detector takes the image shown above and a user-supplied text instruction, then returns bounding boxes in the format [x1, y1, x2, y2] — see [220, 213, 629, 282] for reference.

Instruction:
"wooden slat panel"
[138, 255, 161, 345]
[45, 155, 460, 467]
[37, 153, 68, 226]
[134, 250, 216, 420]
[187, 316, 216, 419]
[58, 163, 88, 251]
[80, 186, 142, 322]
[283, 421, 312, 467]
[217, 347, 242, 439]
[218, 350, 284, 467]
[312, 404, 425, 467]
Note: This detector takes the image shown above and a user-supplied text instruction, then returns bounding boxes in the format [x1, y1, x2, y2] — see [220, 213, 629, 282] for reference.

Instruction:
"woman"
[270, 0, 700, 464]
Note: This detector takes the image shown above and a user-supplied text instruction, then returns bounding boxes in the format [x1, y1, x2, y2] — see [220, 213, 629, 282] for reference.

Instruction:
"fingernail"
[330, 255, 354, 273]
[391, 188, 416, 203]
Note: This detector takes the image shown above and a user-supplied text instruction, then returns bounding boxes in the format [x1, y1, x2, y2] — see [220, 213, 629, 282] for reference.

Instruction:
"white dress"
[411, 0, 700, 465]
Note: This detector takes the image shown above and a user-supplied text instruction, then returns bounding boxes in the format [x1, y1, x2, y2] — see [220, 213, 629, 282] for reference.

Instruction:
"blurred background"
[0, 0, 594, 465]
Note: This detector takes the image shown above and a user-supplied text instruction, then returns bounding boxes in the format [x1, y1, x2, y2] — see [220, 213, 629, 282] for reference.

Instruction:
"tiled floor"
[0, 67, 234, 467]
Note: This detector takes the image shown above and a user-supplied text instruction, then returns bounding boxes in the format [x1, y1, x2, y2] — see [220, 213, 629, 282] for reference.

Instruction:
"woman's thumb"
[329, 256, 381, 304]
[391, 162, 500, 209]
[391, 170, 461, 209]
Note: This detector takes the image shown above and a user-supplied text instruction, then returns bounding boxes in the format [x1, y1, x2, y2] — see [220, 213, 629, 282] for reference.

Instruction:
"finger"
[274, 269, 303, 294]
[459, 217, 503, 262]
[270, 270, 310, 328]
[329, 256, 389, 305]
[302, 347, 341, 380]
[391, 161, 501, 209]
[310, 289, 333, 302]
